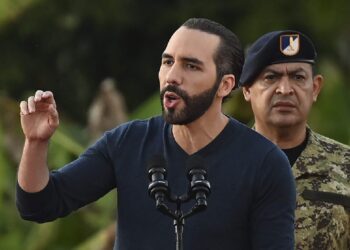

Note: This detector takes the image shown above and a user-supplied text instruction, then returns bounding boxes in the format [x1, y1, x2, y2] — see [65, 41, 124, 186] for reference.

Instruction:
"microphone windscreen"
[186, 155, 207, 172]
[147, 154, 167, 171]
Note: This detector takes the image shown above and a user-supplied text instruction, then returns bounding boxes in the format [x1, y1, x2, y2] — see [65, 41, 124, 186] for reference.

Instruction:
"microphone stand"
[150, 192, 209, 250]
[174, 204, 184, 250]
[148, 155, 210, 250]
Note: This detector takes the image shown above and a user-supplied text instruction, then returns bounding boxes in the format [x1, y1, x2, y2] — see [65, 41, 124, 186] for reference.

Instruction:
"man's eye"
[264, 74, 276, 81]
[186, 63, 199, 70]
[294, 74, 305, 81]
[162, 59, 173, 65]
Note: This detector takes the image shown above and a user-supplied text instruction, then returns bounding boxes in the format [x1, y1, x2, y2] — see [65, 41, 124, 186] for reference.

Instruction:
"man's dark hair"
[182, 18, 244, 100]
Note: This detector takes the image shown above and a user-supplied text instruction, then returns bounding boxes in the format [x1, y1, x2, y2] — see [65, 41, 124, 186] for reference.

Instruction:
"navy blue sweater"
[17, 116, 295, 249]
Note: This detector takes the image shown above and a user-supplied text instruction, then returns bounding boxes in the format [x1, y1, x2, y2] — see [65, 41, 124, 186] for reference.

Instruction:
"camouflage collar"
[250, 125, 329, 179]
[292, 127, 330, 179]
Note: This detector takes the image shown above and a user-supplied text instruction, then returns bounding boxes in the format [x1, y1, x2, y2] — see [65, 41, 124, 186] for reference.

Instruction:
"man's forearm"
[17, 139, 50, 193]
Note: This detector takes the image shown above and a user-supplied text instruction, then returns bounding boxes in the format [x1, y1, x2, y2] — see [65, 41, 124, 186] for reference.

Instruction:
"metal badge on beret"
[280, 34, 300, 56]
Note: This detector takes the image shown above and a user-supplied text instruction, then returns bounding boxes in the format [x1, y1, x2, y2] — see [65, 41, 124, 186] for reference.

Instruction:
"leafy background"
[1, 0, 349, 249]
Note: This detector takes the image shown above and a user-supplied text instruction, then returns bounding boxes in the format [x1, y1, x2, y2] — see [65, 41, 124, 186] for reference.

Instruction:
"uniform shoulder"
[310, 130, 350, 154]
[296, 129, 350, 176]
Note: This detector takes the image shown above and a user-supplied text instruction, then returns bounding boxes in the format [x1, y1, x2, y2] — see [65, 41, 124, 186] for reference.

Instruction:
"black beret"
[239, 30, 317, 87]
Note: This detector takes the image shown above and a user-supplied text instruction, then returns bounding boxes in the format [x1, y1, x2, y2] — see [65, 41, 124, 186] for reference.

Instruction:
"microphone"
[147, 155, 169, 211]
[186, 155, 211, 211]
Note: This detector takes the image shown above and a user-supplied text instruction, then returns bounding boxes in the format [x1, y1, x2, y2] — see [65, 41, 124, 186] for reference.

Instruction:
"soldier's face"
[243, 62, 323, 129]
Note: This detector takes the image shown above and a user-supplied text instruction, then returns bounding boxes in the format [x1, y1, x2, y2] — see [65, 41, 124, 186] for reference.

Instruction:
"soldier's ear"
[242, 86, 251, 102]
[312, 74, 323, 102]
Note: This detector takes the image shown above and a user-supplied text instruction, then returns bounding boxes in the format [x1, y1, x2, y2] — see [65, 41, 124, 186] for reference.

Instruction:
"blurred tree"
[0, 0, 349, 130]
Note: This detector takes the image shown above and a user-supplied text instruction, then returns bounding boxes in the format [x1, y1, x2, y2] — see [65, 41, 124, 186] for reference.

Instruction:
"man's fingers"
[19, 101, 29, 115]
[34, 90, 44, 102]
[27, 96, 35, 113]
[41, 91, 56, 108]
[20, 90, 56, 115]
[48, 104, 59, 127]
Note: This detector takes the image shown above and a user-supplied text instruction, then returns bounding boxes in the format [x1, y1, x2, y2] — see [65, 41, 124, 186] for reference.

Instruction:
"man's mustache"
[160, 85, 189, 101]
[271, 96, 297, 107]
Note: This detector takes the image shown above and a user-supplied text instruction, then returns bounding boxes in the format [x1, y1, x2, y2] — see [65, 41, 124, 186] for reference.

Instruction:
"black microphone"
[148, 155, 169, 211]
[186, 155, 211, 211]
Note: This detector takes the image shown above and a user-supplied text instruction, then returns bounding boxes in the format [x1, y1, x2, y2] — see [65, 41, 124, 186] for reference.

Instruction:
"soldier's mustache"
[272, 97, 296, 104]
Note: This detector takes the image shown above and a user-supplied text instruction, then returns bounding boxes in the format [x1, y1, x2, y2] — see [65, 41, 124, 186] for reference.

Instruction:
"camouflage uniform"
[294, 128, 350, 250]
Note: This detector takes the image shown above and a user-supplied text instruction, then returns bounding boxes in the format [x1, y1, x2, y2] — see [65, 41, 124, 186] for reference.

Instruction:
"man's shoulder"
[109, 116, 164, 132]
[229, 118, 276, 145]
[228, 118, 287, 164]
[100, 116, 165, 143]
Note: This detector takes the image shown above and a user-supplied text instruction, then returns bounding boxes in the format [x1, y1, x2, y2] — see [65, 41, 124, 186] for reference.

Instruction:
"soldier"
[239, 30, 350, 249]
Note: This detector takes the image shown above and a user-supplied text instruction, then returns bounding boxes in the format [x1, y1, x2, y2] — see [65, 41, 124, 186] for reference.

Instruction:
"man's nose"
[165, 63, 182, 85]
[276, 77, 294, 95]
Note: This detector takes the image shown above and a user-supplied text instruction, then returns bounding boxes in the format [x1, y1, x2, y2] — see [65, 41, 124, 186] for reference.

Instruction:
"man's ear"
[312, 74, 324, 102]
[242, 86, 252, 102]
[217, 74, 235, 98]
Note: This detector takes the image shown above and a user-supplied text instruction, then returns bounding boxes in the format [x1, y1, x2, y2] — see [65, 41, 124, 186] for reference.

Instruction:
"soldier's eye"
[264, 74, 277, 82]
[294, 74, 305, 81]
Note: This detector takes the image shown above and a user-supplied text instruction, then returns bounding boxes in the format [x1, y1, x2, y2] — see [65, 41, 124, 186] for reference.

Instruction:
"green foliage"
[0, 94, 116, 250]
[0, 124, 21, 250]
[0, 0, 42, 27]
[309, 60, 350, 144]
[48, 128, 86, 168]
[129, 92, 161, 120]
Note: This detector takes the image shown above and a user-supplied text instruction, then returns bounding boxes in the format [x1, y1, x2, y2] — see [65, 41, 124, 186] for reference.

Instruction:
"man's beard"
[160, 80, 220, 125]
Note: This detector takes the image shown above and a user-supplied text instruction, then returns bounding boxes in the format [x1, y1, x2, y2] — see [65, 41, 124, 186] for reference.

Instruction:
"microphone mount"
[148, 155, 211, 250]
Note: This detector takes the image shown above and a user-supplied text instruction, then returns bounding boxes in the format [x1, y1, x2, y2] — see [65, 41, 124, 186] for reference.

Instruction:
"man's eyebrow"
[161, 53, 204, 66]
[181, 57, 204, 66]
[287, 68, 308, 74]
[161, 53, 173, 59]
[262, 68, 283, 76]
[263, 67, 307, 75]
